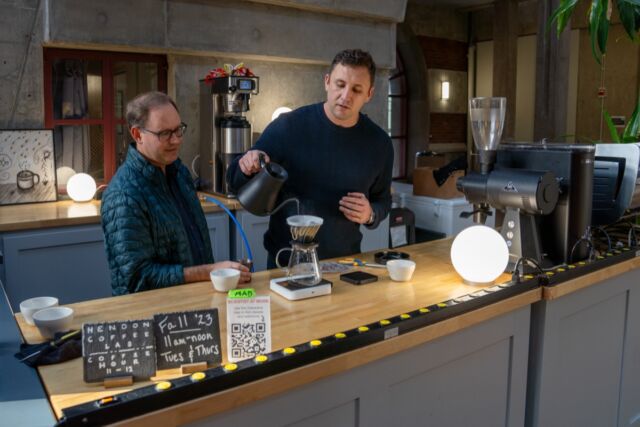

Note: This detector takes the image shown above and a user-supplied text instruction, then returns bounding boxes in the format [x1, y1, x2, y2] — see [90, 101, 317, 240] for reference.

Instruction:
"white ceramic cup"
[386, 259, 417, 282]
[32, 306, 74, 339]
[210, 268, 241, 292]
[20, 296, 59, 326]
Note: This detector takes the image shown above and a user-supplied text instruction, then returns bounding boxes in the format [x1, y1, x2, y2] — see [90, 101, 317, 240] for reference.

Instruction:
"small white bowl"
[387, 259, 417, 282]
[32, 306, 74, 339]
[20, 296, 59, 326]
[210, 268, 241, 292]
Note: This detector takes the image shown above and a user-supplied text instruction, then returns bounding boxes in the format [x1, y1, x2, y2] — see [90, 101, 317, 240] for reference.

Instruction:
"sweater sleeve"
[365, 136, 394, 230]
[101, 190, 184, 295]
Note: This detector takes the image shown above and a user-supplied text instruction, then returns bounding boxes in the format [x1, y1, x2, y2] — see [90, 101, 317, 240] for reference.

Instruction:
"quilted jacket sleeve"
[101, 190, 184, 295]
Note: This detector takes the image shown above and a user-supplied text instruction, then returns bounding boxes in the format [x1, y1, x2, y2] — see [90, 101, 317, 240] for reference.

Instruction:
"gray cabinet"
[360, 215, 389, 253]
[205, 212, 231, 263]
[0, 212, 230, 311]
[526, 267, 640, 427]
[188, 305, 531, 427]
[1, 224, 112, 311]
[231, 211, 270, 272]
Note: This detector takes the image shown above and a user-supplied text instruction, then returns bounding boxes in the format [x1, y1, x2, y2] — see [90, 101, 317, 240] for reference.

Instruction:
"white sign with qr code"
[226, 296, 272, 363]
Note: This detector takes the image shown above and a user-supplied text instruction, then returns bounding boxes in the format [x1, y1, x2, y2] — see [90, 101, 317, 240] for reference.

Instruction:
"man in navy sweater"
[227, 49, 393, 267]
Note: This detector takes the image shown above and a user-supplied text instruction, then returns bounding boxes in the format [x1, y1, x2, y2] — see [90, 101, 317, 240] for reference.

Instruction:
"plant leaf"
[622, 96, 640, 142]
[597, 0, 610, 54]
[546, 0, 580, 37]
[604, 111, 621, 142]
[617, 0, 640, 41]
[588, 0, 608, 62]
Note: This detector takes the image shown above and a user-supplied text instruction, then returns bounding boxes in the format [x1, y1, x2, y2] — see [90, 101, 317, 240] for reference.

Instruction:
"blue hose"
[203, 196, 254, 272]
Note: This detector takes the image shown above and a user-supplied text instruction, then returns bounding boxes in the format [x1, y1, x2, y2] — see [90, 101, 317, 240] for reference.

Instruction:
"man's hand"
[238, 150, 269, 176]
[339, 192, 373, 224]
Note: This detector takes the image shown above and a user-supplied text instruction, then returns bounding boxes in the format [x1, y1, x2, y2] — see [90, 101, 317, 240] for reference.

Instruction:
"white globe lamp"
[450, 225, 509, 285]
[271, 106, 292, 122]
[67, 173, 97, 203]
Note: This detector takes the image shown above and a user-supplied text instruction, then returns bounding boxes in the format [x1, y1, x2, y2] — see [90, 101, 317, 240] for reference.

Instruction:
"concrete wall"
[1, 0, 403, 173]
[0, 0, 44, 129]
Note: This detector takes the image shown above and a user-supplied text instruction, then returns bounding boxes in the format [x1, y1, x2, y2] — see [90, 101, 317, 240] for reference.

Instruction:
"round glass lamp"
[271, 106, 292, 121]
[450, 225, 509, 285]
[66, 173, 97, 202]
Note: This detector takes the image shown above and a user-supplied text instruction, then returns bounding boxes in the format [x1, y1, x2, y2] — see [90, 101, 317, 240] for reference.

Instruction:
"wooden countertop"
[15, 239, 539, 421]
[0, 193, 241, 232]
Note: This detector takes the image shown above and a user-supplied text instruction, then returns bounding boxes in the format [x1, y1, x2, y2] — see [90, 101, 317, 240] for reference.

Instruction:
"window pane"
[51, 59, 103, 120]
[113, 62, 159, 119]
[114, 124, 133, 167]
[53, 125, 104, 181]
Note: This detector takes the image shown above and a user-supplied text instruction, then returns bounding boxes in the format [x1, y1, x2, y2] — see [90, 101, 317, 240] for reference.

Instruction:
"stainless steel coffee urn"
[199, 75, 259, 196]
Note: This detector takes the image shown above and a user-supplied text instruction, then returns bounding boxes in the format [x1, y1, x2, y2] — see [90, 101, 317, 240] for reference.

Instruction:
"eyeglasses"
[140, 122, 187, 143]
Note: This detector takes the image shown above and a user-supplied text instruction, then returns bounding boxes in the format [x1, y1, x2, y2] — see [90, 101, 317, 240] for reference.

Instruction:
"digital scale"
[270, 275, 332, 301]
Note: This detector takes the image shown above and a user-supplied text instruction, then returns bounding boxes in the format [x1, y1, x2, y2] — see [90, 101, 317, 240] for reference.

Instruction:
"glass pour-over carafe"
[275, 215, 324, 286]
[276, 241, 322, 286]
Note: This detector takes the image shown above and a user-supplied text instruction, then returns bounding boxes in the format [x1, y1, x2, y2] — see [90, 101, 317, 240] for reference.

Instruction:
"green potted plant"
[549, 0, 640, 142]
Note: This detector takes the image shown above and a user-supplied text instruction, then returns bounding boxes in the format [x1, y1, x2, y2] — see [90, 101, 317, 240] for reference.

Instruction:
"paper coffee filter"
[287, 215, 323, 242]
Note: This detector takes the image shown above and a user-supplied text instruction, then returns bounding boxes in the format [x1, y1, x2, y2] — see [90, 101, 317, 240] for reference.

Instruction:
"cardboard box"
[412, 167, 464, 199]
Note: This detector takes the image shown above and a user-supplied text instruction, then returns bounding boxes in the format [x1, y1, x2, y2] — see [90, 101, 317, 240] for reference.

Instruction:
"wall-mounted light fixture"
[271, 106, 292, 122]
[441, 81, 450, 100]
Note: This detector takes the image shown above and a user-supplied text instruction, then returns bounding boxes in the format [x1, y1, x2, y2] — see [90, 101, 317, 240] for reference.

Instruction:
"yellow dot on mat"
[190, 372, 206, 381]
[419, 308, 430, 313]
[335, 332, 346, 339]
[223, 363, 238, 372]
[578, 261, 586, 265]
[524, 274, 534, 279]
[254, 355, 268, 363]
[437, 303, 447, 308]
[546, 271, 554, 276]
[568, 265, 576, 269]
[358, 326, 369, 333]
[283, 347, 296, 355]
[557, 268, 565, 272]
[380, 319, 391, 326]
[155, 381, 172, 391]
[310, 340, 322, 347]
[400, 314, 410, 319]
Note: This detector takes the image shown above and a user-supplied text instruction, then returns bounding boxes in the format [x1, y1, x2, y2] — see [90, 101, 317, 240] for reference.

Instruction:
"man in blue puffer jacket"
[101, 92, 250, 295]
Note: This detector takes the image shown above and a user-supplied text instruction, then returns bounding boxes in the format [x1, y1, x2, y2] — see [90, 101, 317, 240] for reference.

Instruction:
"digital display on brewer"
[238, 79, 254, 90]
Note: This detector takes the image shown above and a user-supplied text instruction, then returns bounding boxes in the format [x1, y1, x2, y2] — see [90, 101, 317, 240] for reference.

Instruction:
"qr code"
[230, 323, 267, 359]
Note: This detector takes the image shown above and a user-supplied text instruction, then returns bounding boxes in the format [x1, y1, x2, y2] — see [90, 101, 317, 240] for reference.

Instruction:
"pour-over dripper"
[469, 97, 506, 174]
[287, 215, 324, 243]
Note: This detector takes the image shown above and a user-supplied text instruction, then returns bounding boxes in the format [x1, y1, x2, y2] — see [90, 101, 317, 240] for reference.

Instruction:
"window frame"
[43, 48, 167, 182]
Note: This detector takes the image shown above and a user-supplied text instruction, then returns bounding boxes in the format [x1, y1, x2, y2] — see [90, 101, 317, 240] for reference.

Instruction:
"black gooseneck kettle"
[237, 153, 298, 216]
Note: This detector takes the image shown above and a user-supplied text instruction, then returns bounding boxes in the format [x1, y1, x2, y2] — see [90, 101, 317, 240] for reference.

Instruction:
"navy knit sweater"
[228, 102, 393, 260]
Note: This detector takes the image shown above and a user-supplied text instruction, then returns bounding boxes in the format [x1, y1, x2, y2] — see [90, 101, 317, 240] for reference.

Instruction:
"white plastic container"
[395, 184, 495, 236]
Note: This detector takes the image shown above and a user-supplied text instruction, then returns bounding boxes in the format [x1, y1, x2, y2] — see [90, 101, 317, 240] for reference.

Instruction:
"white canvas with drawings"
[0, 130, 57, 205]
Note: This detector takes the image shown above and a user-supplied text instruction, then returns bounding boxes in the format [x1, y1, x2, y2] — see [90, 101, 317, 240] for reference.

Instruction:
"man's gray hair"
[126, 91, 179, 129]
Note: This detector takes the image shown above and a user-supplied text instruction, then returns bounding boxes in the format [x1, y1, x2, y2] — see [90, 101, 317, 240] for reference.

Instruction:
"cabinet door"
[232, 211, 269, 272]
[2, 225, 111, 311]
[205, 212, 230, 263]
[360, 215, 390, 253]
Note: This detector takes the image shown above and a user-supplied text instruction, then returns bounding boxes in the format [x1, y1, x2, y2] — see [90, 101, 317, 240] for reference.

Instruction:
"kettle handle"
[258, 152, 266, 169]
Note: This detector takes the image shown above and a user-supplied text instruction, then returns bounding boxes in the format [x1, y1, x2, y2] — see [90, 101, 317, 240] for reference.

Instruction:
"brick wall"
[418, 36, 468, 146]
[429, 113, 467, 144]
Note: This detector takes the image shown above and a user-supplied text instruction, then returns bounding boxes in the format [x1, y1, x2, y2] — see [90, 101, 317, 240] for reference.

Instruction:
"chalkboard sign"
[153, 309, 221, 370]
[82, 320, 156, 383]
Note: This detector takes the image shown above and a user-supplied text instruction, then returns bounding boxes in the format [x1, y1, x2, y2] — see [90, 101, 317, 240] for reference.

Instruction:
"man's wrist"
[366, 210, 376, 225]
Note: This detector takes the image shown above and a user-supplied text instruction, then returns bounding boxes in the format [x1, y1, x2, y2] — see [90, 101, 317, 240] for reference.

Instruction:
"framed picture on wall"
[0, 129, 57, 206]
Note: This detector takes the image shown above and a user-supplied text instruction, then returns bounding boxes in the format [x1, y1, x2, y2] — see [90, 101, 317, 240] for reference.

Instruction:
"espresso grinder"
[199, 75, 259, 196]
[456, 98, 561, 272]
